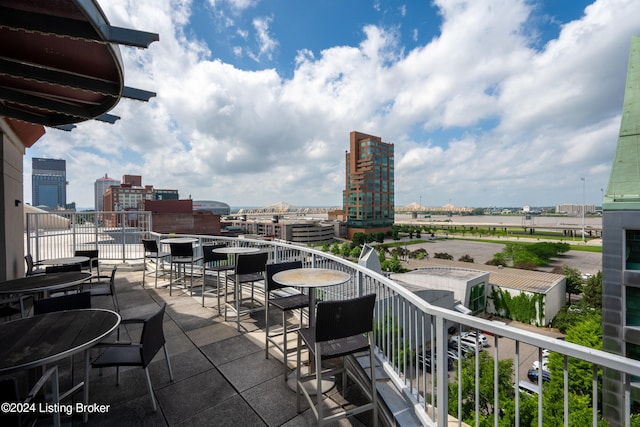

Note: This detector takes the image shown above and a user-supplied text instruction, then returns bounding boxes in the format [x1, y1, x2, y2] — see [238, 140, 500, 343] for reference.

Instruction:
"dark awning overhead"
[0, 0, 158, 130]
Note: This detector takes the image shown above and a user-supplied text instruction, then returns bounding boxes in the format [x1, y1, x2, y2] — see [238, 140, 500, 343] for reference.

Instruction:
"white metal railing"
[25, 211, 152, 263]
[24, 216, 640, 426]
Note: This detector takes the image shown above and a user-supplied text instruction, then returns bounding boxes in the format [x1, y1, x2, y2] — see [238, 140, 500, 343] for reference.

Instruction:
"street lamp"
[581, 177, 585, 243]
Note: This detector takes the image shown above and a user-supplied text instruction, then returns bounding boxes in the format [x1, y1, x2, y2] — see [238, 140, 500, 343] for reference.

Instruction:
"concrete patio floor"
[47, 265, 377, 426]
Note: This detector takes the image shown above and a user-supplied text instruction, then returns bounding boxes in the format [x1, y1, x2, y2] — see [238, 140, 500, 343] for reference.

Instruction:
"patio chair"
[224, 252, 269, 331]
[24, 254, 45, 276]
[33, 291, 91, 315]
[45, 264, 82, 273]
[83, 266, 119, 312]
[200, 244, 235, 310]
[264, 261, 308, 380]
[296, 294, 378, 426]
[168, 242, 202, 296]
[91, 303, 174, 412]
[142, 239, 170, 288]
[74, 249, 101, 276]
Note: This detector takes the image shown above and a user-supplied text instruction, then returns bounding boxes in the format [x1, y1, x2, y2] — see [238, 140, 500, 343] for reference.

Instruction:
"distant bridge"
[236, 202, 338, 216]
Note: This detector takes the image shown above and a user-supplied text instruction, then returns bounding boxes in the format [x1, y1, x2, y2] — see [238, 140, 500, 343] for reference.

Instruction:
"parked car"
[532, 357, 549, 371]
[450, 334, 483, 351]
[417, 351, 454, 372]
[448, 341, 475, 357]
[527, 368, 551, 383]
[460, 331, 489, 347]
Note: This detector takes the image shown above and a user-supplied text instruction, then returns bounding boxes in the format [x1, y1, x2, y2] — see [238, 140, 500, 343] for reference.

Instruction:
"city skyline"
[21, 0, 640, 209]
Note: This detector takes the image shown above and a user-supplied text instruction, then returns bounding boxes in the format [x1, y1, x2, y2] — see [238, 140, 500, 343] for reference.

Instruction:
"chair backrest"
[24, 254, 35, 273]
[266, 261, 303, 292]
[169, 242, 193, 258]
[202, 244, 228, 264]
[142, 239, 160, 254]
[140, 303, 167, 367]
[46, 264, 82, 273]
[315, 294, 376, 342]
[74, 249, 99, 270]
[235, 252, 269, 275]
[33, 291, 91, 315]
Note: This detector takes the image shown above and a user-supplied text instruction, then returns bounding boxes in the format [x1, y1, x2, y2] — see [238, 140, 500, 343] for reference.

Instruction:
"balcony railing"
[24, 211, 640, 426]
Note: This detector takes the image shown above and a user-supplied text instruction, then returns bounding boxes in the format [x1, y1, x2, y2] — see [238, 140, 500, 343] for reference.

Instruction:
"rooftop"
[13, 265, 375, 426]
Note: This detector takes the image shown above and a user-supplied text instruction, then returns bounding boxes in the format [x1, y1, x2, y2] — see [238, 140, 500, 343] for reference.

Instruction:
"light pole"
[581, 177, 585, 243]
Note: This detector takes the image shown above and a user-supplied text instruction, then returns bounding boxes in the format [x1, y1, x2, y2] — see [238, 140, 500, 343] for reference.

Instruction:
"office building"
[343, 131, 394, 239]
[103, 175, 177, 226]
[94, 174, 120, 211]
[555, 203, 597, 216]
[31, 158, 66, 209]
[602, 35, 640, 425]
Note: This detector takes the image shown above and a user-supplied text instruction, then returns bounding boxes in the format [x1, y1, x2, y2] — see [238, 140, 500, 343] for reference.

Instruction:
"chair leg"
[265, 302, 270, 359]
[296, 334, 303, 413]
[370, 343, 378, 427]
[163, 344, 174, 381]
[282, 309, 288, 380]
[144, 367, 157, 412]
[315, 347, 323, 425]
[142, 258, 147, 288]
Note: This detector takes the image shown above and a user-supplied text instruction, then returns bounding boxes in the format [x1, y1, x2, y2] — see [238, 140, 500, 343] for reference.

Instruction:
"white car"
[460, 331, 489, 348]
[450, 335, 483, 351]
[532, 357, 549, 371]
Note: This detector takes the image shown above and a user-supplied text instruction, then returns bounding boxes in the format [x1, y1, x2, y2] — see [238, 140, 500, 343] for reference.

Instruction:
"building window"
[626, 230, 640, 270]
[469, 283, 485, 313]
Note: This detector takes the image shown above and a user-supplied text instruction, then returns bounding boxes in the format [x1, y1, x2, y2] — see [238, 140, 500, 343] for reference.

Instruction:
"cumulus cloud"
[23, 0, 640, 210]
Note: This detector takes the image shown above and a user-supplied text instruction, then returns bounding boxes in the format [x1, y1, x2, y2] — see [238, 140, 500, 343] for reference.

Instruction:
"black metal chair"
[24, 254, 45, 276]
[45, 264, 82, 274]
[201, 244, 235, 310]
[142, 239, 170, 288]
[91, 303, 174, 412]
[74, 249, 100, 276]
[168, 242, 202, 296]
[224, 252, 269, 331]
[33, 291, 91, 315]
[83, 266, 119, 312]
[296, 294, 378, 426]
[265, 261, 308, 380]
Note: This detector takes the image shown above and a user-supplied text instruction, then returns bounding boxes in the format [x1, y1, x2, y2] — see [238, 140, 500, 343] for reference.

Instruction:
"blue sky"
[23, 0, 640, 209]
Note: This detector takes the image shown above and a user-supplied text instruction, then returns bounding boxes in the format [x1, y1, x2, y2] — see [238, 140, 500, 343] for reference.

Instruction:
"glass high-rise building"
[343, 131, 394, 239]
[94, 174, 120, 211]
[31, 158, 66, 209]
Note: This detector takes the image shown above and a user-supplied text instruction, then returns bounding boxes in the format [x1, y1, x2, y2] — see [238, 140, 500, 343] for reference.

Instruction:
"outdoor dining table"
[39, 256, 90, 266]
[0, 308, 121, 425]
[0, 272, 93, 316]
[271, 267, 351, 393]
[271, 267, 351, 326]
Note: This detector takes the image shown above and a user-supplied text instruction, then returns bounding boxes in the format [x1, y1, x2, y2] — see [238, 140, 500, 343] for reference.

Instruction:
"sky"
[22, 0, 640, 210]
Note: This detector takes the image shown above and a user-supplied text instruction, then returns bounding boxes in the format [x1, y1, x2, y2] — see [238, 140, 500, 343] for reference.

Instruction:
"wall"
[151, 211, 221, 235]
[0, 129, 26, 279]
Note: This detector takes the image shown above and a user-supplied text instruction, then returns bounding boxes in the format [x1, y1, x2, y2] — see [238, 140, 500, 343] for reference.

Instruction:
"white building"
[94, 174, 120, 211]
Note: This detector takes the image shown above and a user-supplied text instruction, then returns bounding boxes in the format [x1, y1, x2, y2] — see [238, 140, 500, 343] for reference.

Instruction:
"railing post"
[435, 314, 448, 427]
[121, 211, 126, 263]
[72, 212, 77, 253]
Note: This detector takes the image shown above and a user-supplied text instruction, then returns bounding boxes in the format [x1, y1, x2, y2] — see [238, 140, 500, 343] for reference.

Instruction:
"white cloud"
[23, 0, 640, 210]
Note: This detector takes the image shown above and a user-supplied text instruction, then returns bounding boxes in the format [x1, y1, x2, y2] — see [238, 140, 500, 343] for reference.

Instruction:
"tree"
[375, 232, 385, 243]
[448, 352, 514, 424]
[563, 265, 583, 304]
[542, 314, 607, 426]
[434, 252, 454, 260]
[582, 271, 602, 309]
[352, 232, 366, 246]
[458, 254, 474, 263]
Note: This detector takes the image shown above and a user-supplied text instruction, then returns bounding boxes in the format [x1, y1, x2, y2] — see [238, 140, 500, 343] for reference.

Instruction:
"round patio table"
[0, 309, 121, 424]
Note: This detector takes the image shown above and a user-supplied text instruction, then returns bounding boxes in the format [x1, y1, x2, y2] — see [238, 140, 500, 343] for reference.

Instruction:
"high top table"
[39, 256, 90, 266]
[271, 268, 350, 326]
[271, 268, 351, 393]
[0, 309, 121, 425]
